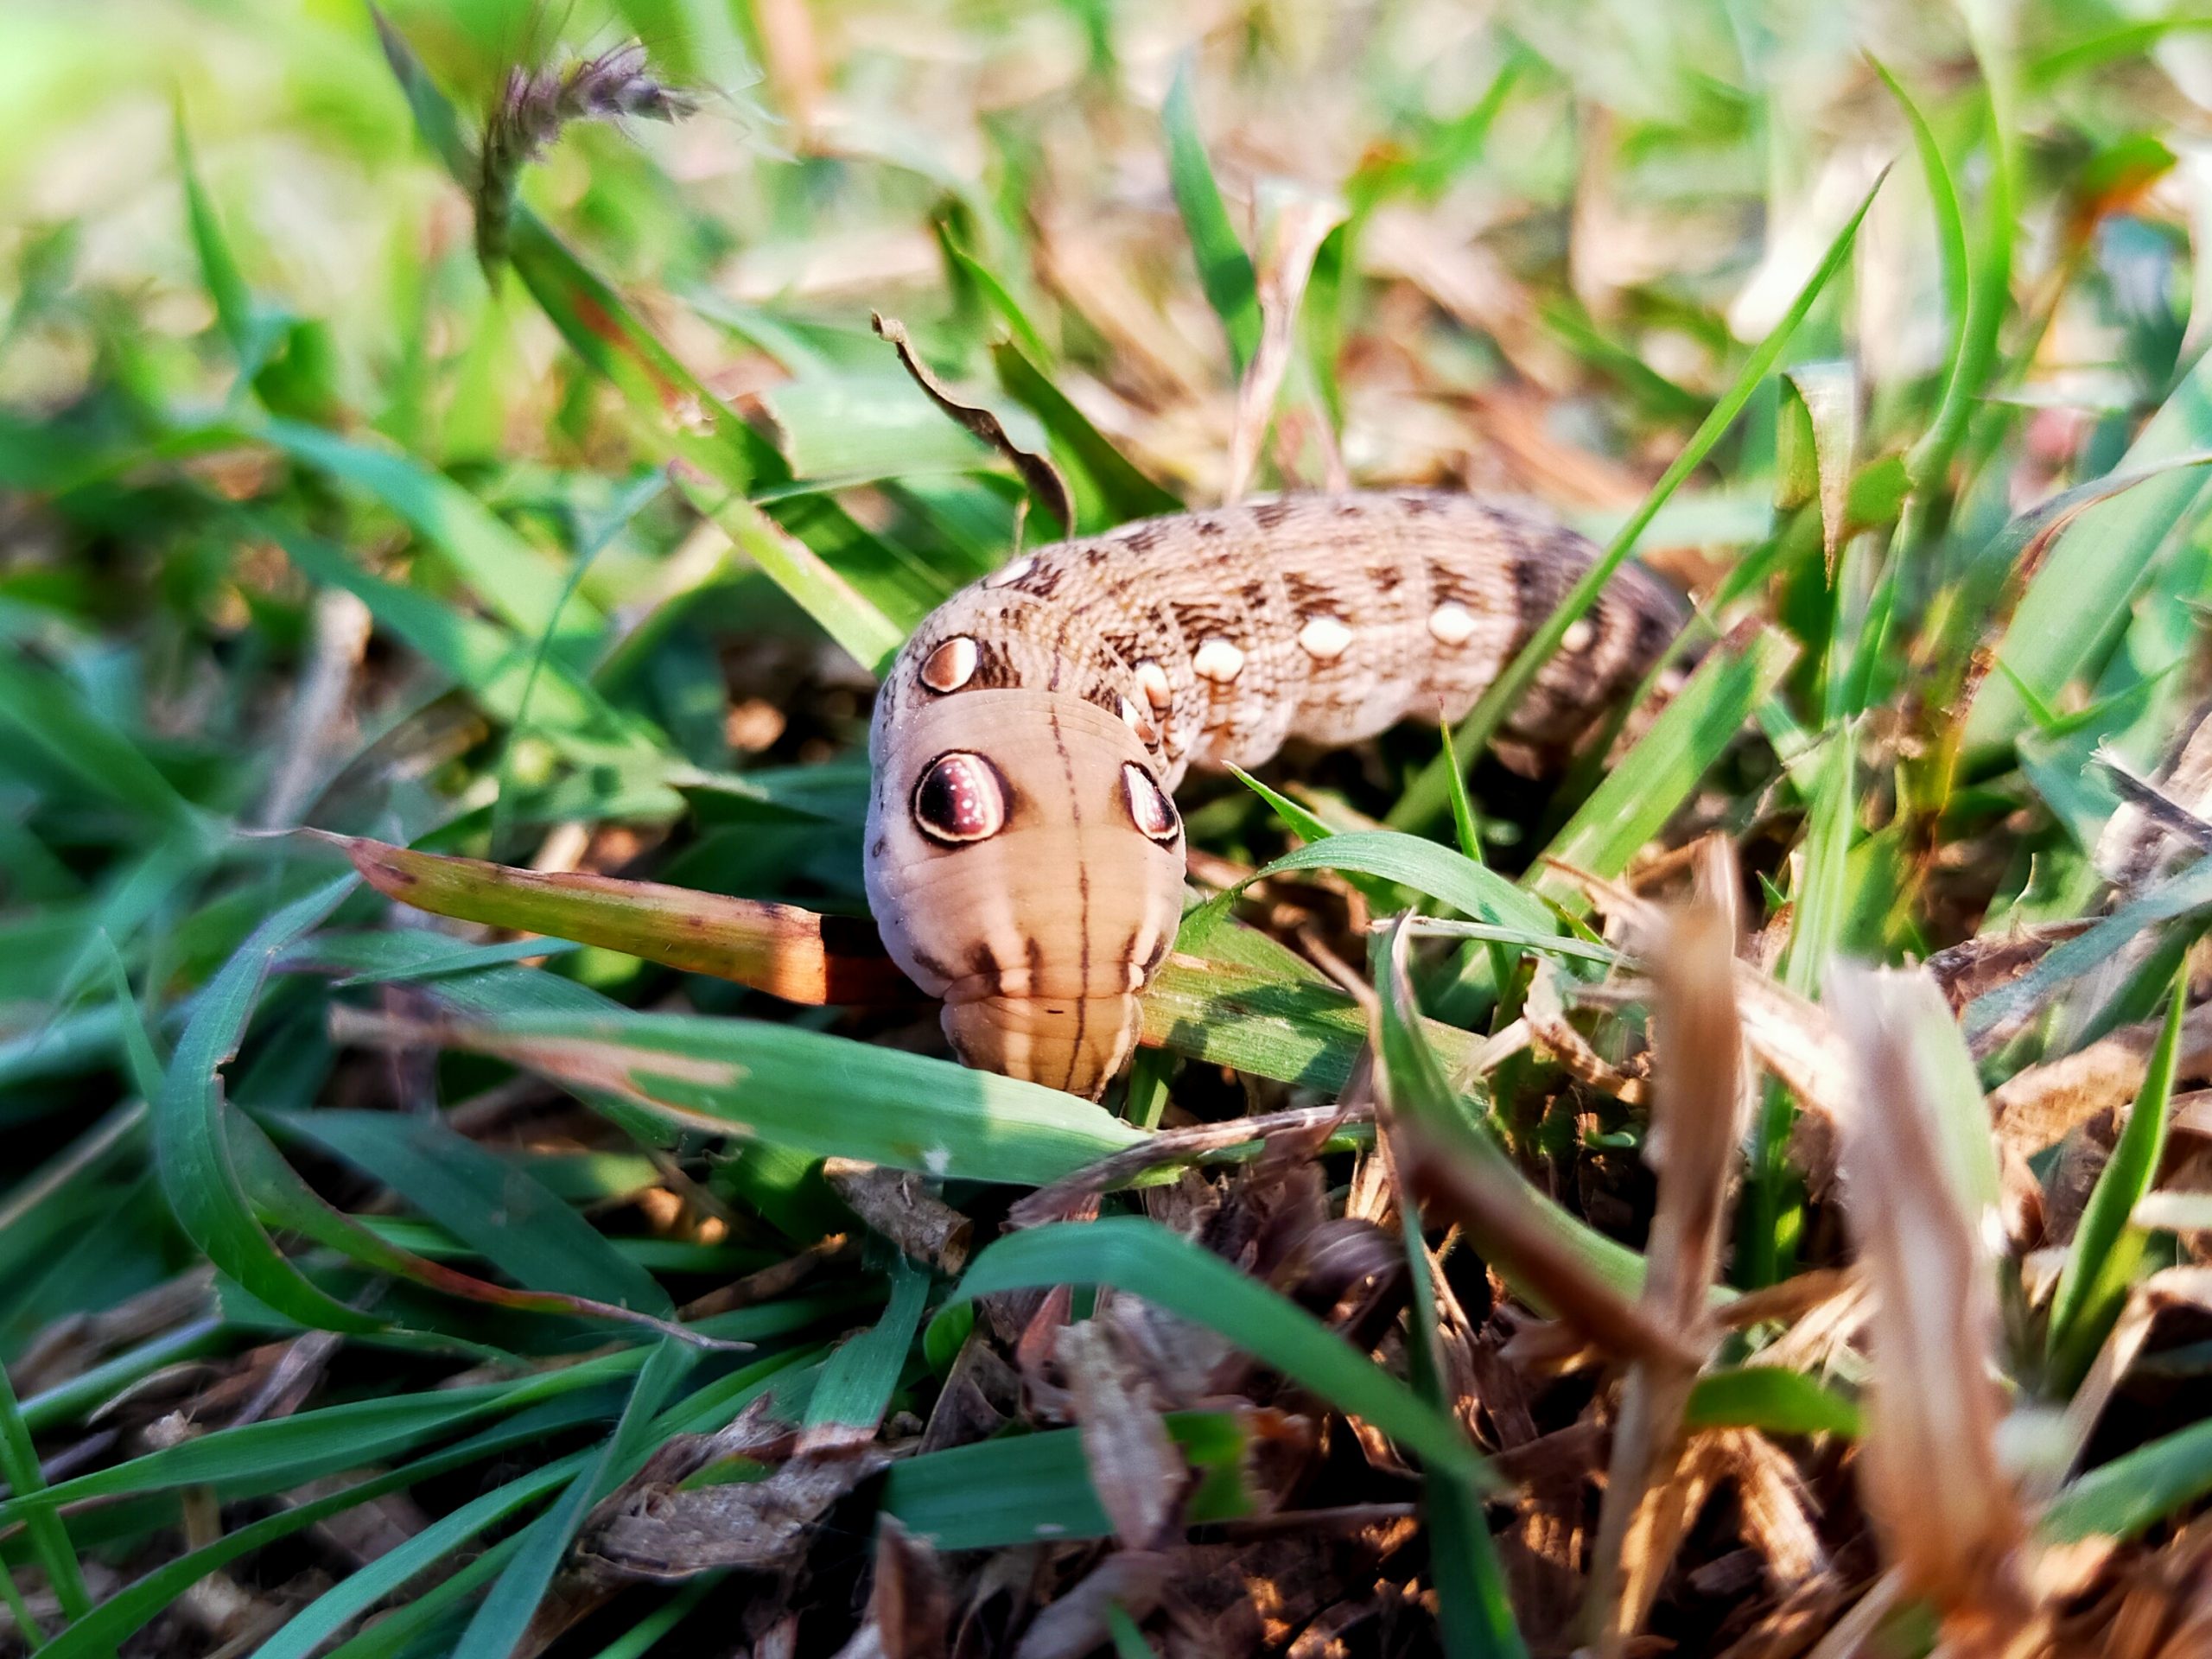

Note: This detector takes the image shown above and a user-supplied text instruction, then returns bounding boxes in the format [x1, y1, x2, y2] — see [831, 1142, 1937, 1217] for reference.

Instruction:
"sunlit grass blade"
[1531, 626, 1799, 908]
[1370, 918, 1685, 1335]
[990, 338, 1183, 525]
[321, 832, 918, 1006]
[354, 1007, 1143, 1185]
[1963, 355, 2212, 753]
[1162, 53, 1259, 373]
[1390, 169, 1885, 830]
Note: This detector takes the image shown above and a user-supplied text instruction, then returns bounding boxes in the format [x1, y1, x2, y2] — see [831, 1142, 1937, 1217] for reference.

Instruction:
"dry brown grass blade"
[1223, 187, 1346, 504]
[1587, 888, 1745, 1653]
[1828, 962, 2033, 1637]
[1057, 1319, 1190, 1550]
[874, 312, 1074, 535]
[314, 830, 921, 1006]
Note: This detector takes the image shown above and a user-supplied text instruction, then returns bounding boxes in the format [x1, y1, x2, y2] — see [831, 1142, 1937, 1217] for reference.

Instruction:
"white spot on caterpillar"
[1561, 618, 1595, 653]
[1427, 602, 1478, 647]
[984, 555, 1036, 589]
[1122, 763, 1179, 843]
[923, 1146, 951, 1175]
[1134, 658, 1173, 712]
[1297, 614, 1353, 662]
[1192, 637, 1245, 683]
[919, 635, 979, 692]
[1117, 693, 1159, 744]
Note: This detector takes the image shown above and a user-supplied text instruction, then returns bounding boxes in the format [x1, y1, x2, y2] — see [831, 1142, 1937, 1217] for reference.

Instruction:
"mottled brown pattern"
[864, 491, 1687, 1096]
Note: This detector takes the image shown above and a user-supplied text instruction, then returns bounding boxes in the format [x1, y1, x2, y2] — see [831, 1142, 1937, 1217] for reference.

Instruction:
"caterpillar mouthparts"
[864, 489, 1688, 1098]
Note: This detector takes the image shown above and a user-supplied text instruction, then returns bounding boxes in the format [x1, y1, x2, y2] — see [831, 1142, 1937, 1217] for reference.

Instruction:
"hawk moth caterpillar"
[863, 489, 1688, 1098]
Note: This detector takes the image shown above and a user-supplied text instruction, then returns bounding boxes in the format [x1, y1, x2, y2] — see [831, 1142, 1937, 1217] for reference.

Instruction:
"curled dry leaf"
[1989, 1000, 2212, 1166]
[823, 1159, 975, 1273]
[1828, 962, 2032, 1633]
[578, 1397, 888, 1580]
[873, 313, 1073, 535]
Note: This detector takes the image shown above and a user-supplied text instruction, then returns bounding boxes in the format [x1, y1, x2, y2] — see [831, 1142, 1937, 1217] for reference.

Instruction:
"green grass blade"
[1682, 1366, 1861, 1439]
[271, 1109, 671, 1313]
[883, 1411, 1262, 1550]
[0, 1361, 94, 1640]
[990, 339, 1183, 525]
[455, 1338, 694, 1659]
[804, 1255, 931, 1437]
[0, 651, 202, 834]
[2047, 973, 2187, 1389]
[2044, 1418, 2212, 1543]
[154, 875, 385, 1335]
[1530, 626, 1800, 907]
[1964, 355, 2212, 753]
[417, 1008, 1143, 1185]
[252, 1457, 583, 1659]
[1162, 54, 1260, 373]
[1390, 171, 1885, 830]
[954, 1217, 1485, 1481]
[259, 419, 597, 643]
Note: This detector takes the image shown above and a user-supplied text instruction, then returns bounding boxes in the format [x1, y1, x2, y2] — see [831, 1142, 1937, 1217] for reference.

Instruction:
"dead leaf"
[874, 313, 1073, 535]
[1058, 1319, 1190, 1549]
[824, 1159, 974, 1272]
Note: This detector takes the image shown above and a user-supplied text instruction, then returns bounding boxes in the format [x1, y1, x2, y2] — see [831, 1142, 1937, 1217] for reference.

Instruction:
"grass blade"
[1161, 53, 1259, 373]
[2047, 973, 2188, 1389]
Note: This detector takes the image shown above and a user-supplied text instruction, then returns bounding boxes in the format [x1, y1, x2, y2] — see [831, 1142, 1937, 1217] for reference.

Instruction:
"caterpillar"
[863, 490, 1688, 1098]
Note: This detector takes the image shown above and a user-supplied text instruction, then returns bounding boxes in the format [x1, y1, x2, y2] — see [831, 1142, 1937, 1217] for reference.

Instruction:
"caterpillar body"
[863, 489, 1688, 1098]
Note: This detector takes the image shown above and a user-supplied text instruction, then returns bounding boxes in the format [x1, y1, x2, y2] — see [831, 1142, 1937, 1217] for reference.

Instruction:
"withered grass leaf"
[1828, 963, 2031, 1631]
[1009, 1552, 1173, 1659]
[1224, 188, 1347, 504]
[832, 1517, 953, 1659]
[1057, 1319, 1190, 1550]
[578, 1399, 887, 1580]
[823, 1158, 974, 1273]
[1590, 894, 1745, 1654]
[872, 313, 1073, 535]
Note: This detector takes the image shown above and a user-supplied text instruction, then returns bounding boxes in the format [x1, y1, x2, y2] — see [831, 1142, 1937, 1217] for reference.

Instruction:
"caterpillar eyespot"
[862, 490, 1688, 1098]
[1122, 764, 1179, 844]
[912, 752, 1010, 844]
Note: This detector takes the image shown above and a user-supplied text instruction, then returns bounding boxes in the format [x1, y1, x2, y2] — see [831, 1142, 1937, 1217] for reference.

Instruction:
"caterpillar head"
[864, 686, 1185, 1098]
